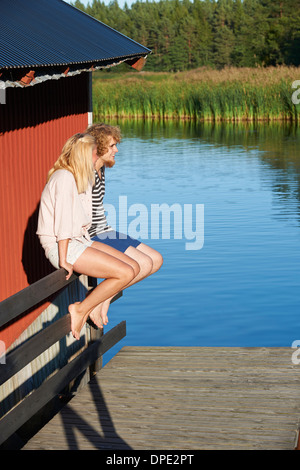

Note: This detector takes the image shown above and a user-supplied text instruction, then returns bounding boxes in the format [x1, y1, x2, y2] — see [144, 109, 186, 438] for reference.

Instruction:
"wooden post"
[87, 276, 103, 376]
[89, 322, 103, 376]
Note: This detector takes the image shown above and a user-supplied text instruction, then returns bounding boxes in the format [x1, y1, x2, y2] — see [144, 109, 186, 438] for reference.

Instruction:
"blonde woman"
[37, 133, 138, 340]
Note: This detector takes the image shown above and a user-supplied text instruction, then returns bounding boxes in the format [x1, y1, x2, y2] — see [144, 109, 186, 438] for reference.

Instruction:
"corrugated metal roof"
[0, 0, 150, 70]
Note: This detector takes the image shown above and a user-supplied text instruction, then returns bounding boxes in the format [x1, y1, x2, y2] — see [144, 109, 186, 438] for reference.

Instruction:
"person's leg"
[86, 241, 142, 329]
[92, 232, 163, 280]
[69, 246, 135, 339]
[125, 246, 154, 281]
[135, 243, 164, 275]
[92, 241, 153, 285]
[89, 244, 162, 329]
[86, 237, 163, 330]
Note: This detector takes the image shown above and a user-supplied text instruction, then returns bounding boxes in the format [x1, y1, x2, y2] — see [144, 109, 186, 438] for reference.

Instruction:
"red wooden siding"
[0, 73, 90, 348]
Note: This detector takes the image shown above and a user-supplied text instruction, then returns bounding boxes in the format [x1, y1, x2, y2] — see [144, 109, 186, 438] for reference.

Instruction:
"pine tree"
[71, 0, 300, 71]
[212, 0, 235, 68]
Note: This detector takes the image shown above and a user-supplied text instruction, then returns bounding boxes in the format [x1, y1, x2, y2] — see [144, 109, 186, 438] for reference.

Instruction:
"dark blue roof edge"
[0, 52, 149, 71]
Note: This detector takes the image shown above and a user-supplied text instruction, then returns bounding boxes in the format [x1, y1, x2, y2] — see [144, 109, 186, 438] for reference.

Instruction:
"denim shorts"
[92, 229, 141, 253]
[47, 238, 93, 269]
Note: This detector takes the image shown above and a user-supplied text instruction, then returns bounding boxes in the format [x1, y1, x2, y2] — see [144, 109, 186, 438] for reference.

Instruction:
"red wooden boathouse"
[0, 0, 148, 364]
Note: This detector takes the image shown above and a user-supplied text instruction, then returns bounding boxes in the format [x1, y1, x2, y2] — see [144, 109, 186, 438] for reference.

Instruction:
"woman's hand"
[58, 239, 73, 280]
[60, 260, 74, 280]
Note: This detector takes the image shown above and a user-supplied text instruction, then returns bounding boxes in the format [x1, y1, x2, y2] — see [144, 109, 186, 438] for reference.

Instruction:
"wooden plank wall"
[0, 275, 92, 419]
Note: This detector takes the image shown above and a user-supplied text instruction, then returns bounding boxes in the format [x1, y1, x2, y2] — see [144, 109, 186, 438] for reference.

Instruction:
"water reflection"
[102, 118, 300, 224]
[93, 118, 300, 358]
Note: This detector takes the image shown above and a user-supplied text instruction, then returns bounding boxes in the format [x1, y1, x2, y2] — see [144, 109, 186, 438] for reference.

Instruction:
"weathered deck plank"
[23, 346, 300, 450]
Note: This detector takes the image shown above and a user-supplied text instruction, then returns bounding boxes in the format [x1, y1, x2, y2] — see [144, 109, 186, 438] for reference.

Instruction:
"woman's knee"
[152, 251, 163, 273]
[119, 263, 136, 285]
[126, 246, 153, 277]
[136, 244, 163, 273]
[130, 258, 140, 278]
[140, 254, 153, 276]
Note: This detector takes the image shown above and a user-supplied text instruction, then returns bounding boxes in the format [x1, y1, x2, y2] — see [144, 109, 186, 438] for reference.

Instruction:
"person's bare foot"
[89, 303, 104, 329]
[89, 299, 110, 328]
[99, 298, 110, 326]
[68, 302, 87, 340]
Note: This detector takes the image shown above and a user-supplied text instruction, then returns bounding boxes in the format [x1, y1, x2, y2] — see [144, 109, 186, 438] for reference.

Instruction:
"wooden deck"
[23, 346, 300, 450]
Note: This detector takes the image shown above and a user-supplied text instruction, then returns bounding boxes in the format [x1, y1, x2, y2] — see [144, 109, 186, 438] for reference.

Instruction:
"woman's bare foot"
[89, 303, 104, 329]
[89, 298, 110, 328]
[69, 302, 88, 340]
[100, 298, 110, 326]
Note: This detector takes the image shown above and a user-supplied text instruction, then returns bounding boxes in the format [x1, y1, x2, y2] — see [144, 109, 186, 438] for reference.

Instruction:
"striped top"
[88, 168, 111, 238]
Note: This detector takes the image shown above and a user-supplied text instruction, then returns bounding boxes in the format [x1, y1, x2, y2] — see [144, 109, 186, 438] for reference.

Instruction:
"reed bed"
[93, 66, 300, 121]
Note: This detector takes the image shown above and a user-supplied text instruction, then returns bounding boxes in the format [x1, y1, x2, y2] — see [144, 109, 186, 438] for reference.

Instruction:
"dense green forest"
[71, 0, 300, 71]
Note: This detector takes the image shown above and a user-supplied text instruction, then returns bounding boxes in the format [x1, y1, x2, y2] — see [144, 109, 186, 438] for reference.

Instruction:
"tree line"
[72, 0, 300, 71]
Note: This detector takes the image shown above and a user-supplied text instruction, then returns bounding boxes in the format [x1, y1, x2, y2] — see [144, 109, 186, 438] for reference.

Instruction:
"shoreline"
[93, 66, 300, 123]
[93, 114, 300, 122]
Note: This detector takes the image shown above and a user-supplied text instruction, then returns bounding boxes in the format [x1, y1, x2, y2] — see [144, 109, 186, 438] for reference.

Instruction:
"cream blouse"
[37, 169, 92, 258]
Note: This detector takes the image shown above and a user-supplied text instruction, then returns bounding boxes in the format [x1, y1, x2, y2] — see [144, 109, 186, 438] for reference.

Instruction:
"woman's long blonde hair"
[47, 133, 95, 193]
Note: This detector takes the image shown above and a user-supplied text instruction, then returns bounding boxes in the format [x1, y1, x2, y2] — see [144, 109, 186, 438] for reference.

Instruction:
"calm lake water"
[99, 120, 300, 365]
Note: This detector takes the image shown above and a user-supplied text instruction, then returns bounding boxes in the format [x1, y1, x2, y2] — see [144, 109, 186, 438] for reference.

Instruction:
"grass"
[92, 66, 300, 121]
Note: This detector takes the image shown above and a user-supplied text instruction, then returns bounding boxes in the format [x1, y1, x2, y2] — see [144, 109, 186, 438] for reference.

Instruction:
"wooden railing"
[0, 269, 125, 447]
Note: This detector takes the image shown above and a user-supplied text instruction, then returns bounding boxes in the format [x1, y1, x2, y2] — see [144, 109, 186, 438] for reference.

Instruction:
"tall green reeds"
[93, 67, 300, 121]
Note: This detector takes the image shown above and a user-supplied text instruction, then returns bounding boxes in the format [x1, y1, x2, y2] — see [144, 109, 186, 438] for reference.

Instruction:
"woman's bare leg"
[86, 241, 141, 328]
[135, 243, 163, 275]
[92, 242, 152, 283]
[69, 246, 135, 339]
[84, 289, 108, 329]
[87, 242, 163, 329]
